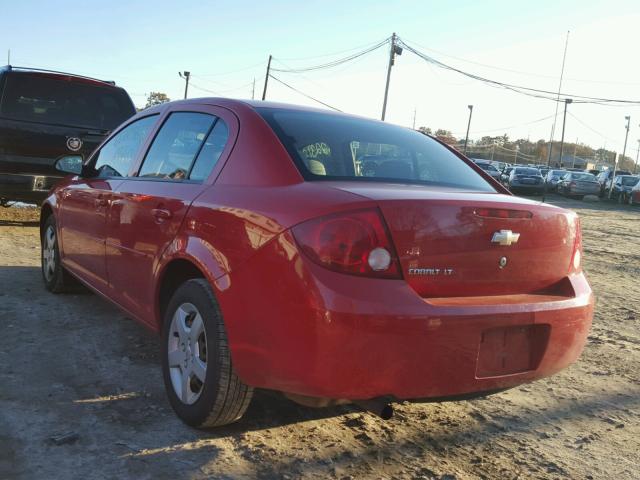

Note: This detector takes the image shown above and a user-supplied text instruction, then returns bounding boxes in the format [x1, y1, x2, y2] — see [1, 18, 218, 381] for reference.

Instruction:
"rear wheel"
[161, 279, 253, 428]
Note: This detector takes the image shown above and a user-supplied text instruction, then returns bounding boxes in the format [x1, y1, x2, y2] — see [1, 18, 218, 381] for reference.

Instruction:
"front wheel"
[41, 215, 76, 293]
[161, 279, 253, 428]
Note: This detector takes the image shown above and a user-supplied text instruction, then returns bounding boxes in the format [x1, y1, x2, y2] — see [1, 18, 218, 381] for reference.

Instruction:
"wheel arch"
[155, 257, 210, 329]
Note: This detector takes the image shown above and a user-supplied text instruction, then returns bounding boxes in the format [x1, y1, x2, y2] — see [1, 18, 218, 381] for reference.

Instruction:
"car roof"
[1, 65, 119, 88]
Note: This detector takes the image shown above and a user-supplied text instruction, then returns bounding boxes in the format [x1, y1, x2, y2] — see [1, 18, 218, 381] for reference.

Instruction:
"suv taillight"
[292, 208, 401, 279]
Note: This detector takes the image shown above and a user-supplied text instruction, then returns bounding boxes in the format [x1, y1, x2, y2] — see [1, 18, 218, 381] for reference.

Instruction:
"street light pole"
[558, 98, 572, 166]
[179, 71, 191, 99]
[463, 105, 473, 155]
[514, 145, 519, 165]
[635, 139, 640, 174]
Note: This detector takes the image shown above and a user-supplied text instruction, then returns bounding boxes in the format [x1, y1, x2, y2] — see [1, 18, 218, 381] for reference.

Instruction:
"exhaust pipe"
[353, 398, 394, 420]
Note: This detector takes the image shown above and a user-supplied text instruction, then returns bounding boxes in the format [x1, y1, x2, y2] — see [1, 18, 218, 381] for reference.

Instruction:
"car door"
[58, 115, 159, 291]
[105, 106, 235, 324]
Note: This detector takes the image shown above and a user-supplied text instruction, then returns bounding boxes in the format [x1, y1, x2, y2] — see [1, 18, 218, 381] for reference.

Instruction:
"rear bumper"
[569, 187, 600, 195]
[0, 173, 62, 203]
[220, 232, 594, 401]
[509, 184, 544, 194]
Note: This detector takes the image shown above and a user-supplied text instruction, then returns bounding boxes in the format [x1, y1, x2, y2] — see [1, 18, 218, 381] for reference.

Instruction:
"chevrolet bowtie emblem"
[491, 230, 520, 246]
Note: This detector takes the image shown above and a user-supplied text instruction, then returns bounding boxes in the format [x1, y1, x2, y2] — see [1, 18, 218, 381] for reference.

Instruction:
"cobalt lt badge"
[66, 137, 82, 152]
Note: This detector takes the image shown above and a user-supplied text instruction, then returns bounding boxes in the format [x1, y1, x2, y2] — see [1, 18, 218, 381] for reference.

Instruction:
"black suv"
[0, 66, 136, 204]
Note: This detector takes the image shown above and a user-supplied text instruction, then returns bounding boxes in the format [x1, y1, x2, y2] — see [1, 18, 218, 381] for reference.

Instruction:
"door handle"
[151, 208, 172, 221]
[94, 197, 109, 208]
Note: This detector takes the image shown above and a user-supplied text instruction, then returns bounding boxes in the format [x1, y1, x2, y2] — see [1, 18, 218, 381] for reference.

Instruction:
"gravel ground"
[0, 196, 638, 480]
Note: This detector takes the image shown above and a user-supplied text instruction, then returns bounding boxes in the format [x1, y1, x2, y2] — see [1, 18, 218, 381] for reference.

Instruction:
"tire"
[161, 278, 253, 428]
[41, 215, 76, 293]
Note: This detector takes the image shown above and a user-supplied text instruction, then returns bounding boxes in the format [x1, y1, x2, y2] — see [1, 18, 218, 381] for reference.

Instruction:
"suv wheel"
[161, 279, 253, 428]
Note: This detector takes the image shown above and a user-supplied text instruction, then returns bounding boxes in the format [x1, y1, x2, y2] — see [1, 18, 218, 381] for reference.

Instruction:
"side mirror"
[55, 155, 84, 175]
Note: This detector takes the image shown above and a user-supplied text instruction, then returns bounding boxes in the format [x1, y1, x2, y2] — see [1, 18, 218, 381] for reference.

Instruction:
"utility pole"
[635, 139, 640, 174]
[609, 115, 630, 199]
[262, 55, 272, 101]
[546, 31, 570, 170]
[412, 108, 416, 129]
[572, 138, 578, 168]
[558, 98, 572, 165]
[251, 78, 256, 100]
[179, 71, 191, 99]
[7, 49, 10, 65]
[381, 33, 402, 121]
[463, 105, 473, 155]
[514, 145, 519, 165]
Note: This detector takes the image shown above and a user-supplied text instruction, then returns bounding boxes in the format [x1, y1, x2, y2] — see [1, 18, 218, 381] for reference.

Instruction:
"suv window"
[0, 73, 135, 130]
[93, 115, 158, 178]
[257, 108, 494, 192]
[138, 112, 215, 180]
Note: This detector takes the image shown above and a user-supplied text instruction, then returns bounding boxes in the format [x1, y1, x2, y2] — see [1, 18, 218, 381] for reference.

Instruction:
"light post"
[514, 144, 520, 165]
[463, 105, 473, 155]
[635, 139, 640, 174]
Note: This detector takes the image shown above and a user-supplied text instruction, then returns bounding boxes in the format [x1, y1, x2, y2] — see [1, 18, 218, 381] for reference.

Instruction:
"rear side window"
[257, 108, 495, 192]
[138, 112, 215, 180]
[0, 73, 135, 130]
[93, 115, 157, 178]
[190, 119, 229, 182]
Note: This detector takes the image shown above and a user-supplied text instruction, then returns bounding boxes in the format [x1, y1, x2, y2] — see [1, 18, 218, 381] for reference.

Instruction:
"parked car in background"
[585, 169, 600, 176]
[0, 66, 136, 205]
[557, 172, 600, 199]
[40, 98, 593, 428]
[508, 166, 545, 195]
[545, 169, 568, 191]
[629, 179, 640, 206]
[610, 175, 639, 203]
[475, 161, 501, 180]
[500, 166, 514, 185]
[596, 169, 632, 197]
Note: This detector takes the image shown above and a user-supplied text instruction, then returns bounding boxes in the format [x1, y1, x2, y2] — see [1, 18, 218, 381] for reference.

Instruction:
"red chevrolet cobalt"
[41, 99, 593, 427]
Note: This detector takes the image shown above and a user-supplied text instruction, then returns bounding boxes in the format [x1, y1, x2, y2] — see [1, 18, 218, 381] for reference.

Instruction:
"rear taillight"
[570, 216, 582, 273]
[292, 208, 401, 279]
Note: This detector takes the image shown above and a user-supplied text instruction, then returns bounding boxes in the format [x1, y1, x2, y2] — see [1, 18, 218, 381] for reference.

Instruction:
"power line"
[271, 38, 390, 73]
[276, 36, 391, 61]
[401, 37, 640, 87]
[452, 114, 555, 136]
[398, 38, 640, 105]
[268, 74, 342, 112]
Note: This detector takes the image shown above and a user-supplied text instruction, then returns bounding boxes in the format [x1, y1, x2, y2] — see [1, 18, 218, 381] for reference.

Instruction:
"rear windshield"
[572, 173, 596, 181]
[550, 170, 567, 176]
[477, 163, 498, 172]
[257, 108, 495, 192]
[0, 73, 135, 130]
[514, 167, 539, 175]
[621, 176, 639, 186]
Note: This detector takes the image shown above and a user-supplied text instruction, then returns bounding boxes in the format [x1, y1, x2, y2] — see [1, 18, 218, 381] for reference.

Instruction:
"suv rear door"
[105, 105, 236, 325]
[0, 71, 135, 194]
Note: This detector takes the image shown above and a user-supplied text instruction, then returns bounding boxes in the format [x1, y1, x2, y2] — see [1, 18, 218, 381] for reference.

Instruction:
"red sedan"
[41, 98, 593, 428]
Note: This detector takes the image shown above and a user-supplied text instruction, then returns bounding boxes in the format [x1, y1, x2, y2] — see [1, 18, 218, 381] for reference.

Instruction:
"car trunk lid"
[325, 182, 577, 298]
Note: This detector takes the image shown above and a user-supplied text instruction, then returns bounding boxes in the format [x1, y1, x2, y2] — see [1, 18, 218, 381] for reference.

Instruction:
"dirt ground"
[0, 196, 638, 480]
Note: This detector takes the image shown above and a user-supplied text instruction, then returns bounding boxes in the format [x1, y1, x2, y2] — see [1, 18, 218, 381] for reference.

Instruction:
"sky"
[2, 0, 640, 156]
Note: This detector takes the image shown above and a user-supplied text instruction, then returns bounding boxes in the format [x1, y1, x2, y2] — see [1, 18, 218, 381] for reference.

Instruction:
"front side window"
[93, 115, 157, 178]
[138, 112, 215, 180]
[258, 108, 495, 192]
